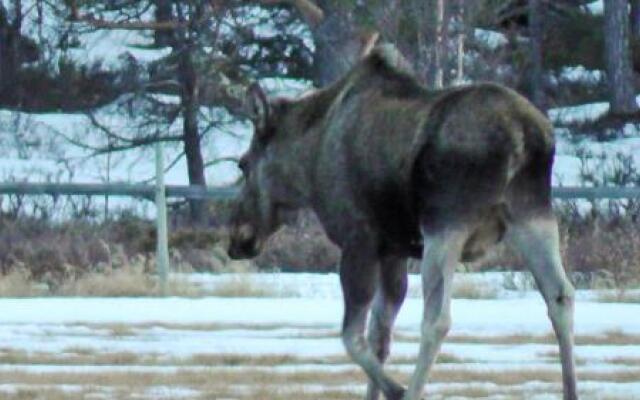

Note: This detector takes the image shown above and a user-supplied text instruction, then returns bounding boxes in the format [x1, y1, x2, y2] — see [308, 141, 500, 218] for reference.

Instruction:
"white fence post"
[155, 142, 170, 296]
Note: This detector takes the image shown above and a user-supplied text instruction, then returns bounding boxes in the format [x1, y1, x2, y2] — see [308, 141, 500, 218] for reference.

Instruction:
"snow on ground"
[473, 29, 508, 50]
[556, 66, 604, 84]
[586, 0, 603, 14]
[0, 272, 639, 399]
[549, 93, 640, 127]
[2, 82, 635, 189]
[547, 94, 640, 188]
[552, 128, 640, 187]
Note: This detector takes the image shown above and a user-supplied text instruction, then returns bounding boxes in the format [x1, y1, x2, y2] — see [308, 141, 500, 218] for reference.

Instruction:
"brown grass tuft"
[0, 269, 45, 297]
[452, 276, 500, 299]
[54, 263, 201, 297]
[596, 290, 640, 303]
[209, 274, 294, 297]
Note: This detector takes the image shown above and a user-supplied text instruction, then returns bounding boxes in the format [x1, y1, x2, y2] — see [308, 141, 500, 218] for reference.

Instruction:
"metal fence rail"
[0, 182, 239, 200]
[0, 182, 638, 200]
[551, 187, 640, 200]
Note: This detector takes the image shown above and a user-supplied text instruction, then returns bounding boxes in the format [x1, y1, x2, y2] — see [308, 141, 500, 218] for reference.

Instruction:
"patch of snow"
[0, 99, 251, 188]
[548, 102, 610, 125]
[557, 66, 603, 84]
[1, 296, 638, 336]
[474, 29, 508, 50]
[551, 127, 640, 188]
[182, 271, 526, 299]
[586, 0, 604, 14]
[261, 77, 314, 97]
[549, 95, 640, 126]
[69, 30, 171, 67]
[143, 386, 200, 399]
[0, 270, 638, 399]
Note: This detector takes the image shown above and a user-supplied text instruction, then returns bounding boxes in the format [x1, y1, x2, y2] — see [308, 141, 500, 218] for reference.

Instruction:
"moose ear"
[358, 30, 380, 59]
[245, 83, 270, 133]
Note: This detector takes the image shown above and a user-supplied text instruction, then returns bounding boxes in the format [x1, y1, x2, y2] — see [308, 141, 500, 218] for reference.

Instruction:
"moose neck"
[270, 77, 351, 209]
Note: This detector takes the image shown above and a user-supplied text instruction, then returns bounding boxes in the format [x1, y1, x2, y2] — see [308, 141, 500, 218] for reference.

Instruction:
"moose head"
[227, 84, 305, 259]
[227, 31, 382, 260]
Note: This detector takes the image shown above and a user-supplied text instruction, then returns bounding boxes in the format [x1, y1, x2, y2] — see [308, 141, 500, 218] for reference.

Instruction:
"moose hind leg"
[404, 228, 468, 400]
[340, 248, 405, 400]
[366, 257, 408, 400]
[508, 217, 578, 400]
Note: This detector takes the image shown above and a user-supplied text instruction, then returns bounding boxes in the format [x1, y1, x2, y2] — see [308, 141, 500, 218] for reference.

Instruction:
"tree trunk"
[154, 0, 174, 47]
[0, 1, 21, 106]
[310, 1, 355, 87]
[631, 0, 640, 38]
[179, 48, 208, 223]
[454, 0, 465, 85]
[432, 0, 445, 89]
[529, 0, 545, 111]
[604, 0, 638, 114]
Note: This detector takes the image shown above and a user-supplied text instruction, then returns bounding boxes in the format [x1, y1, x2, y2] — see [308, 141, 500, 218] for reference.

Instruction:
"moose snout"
[227, 223, 260, 259]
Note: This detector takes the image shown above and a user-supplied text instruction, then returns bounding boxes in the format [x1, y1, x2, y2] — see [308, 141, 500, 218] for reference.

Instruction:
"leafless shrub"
[209, 274, 290, 298]
[56, 261, 201, 297]
[451, 276, 499, 299]
[256, 211, 340, 272]
[0, 268, 45, 297]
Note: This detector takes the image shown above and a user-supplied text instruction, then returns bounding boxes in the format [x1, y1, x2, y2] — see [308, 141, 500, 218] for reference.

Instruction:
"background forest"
[1, 0, 639, 289]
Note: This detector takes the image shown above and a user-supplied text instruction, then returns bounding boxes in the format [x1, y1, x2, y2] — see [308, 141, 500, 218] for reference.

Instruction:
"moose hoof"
[388, 387, 405, 400]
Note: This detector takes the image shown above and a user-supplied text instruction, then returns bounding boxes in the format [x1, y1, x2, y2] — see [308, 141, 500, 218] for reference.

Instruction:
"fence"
[2, 184, 640, 200]
[0, 173, 639, 294]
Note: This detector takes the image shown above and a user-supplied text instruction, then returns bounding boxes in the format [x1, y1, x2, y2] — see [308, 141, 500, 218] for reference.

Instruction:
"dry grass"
[0, 348, 155, 366]
[0, 346, 465, 368]
[1, 389, 92, 400]
[41, 321, 640, 348]
[1, 383, 632, 400]
[561, 217, 640, 286]
[536, 349, 588, 366]
[105, 323, 138, 337]
[0, 264, 205, 298]
[198, 387, 359, 400]
[605, 356, 640, 366]
[0, 269, 46, 297]
[58, 321, 640, 347]
[395, 330, 640, 346]
[452, 276, 500, 299]
[2, 366, 638, 389]
[56, 264, 202, 297]
[0, 266, 303, 298]
[209, 274, 294, 297]
[596, 290, 640, 303]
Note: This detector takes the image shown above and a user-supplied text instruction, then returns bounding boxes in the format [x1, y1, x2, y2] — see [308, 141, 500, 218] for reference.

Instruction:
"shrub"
[255, 211, 340, 272]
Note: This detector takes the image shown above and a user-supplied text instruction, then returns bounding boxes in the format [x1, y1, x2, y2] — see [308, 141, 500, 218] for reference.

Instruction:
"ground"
[1, 272, 639, 399]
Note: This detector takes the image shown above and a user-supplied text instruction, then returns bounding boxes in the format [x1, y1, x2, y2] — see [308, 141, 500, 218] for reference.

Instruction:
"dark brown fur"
[227, 45, 576, 400]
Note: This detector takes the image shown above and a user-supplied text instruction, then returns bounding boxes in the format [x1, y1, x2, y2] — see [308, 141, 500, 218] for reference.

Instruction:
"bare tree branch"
[91, 135, 184, 156]
[86, 112, 137, 144]
[66, 0, 185, 30]
[204, 156, 239, 168]
[258, 0, 324, 27]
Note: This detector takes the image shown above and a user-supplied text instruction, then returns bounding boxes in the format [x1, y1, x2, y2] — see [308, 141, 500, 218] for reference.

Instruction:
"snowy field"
[1, 272, 639, 399]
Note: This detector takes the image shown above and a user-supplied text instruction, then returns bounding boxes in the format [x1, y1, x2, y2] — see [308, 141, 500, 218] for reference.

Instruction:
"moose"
[227, 43, 577, 400]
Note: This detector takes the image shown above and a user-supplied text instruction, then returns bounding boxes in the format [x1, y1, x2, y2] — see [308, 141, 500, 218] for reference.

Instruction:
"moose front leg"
[339, 241, 405, 400]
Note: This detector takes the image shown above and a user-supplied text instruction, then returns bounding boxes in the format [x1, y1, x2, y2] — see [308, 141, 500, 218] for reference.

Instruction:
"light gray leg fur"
[403, 229, 468, 400]
[508, 217, 578, 400]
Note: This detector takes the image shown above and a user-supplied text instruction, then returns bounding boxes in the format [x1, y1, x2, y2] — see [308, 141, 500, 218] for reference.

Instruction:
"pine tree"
[604, 0, 638, 114]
